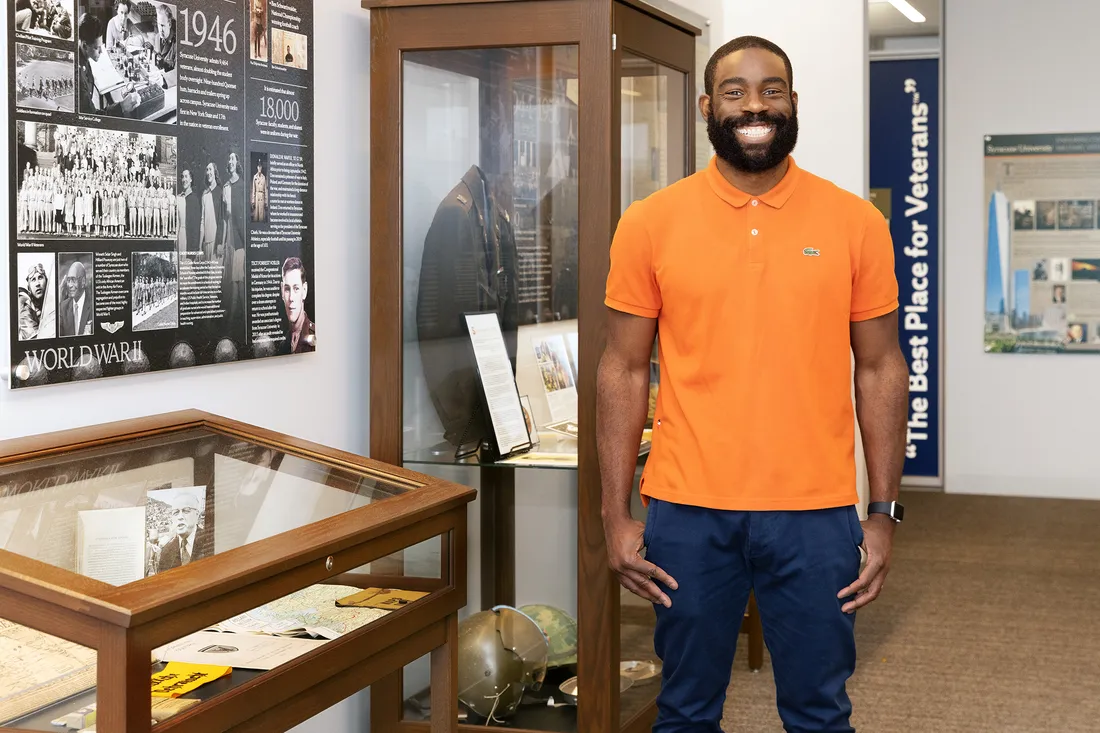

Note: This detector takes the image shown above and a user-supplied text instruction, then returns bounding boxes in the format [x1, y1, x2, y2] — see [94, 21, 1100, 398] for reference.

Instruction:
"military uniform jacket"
[416, 165, 520, 446]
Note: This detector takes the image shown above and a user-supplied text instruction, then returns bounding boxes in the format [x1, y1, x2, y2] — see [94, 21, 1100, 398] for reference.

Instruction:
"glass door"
[612, 2, 695, 728]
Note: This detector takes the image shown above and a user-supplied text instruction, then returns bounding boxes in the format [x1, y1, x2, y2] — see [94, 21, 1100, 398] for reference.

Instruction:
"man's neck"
[715, 156, 789, 197]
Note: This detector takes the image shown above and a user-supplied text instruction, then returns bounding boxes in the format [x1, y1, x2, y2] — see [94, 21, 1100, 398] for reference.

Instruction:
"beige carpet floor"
[622, 491, 1100, 732]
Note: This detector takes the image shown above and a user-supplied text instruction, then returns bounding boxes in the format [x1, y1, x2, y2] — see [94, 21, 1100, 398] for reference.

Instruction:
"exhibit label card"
[7, 0, 315, 388]
[464, 313, 531, 456]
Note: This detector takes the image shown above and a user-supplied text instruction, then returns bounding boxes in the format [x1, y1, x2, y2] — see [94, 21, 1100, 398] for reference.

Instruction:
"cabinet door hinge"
[612, 33, 617, 50]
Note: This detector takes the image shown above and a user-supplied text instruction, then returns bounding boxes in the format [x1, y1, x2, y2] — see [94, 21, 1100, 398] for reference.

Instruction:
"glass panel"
[619, 51, 687, 728]
[402, 46, 581, 471]
[0, 427, 413, 584]
[3, 539, 444, 729]
[0, 620, 96, 730]
[620, 52, 685, 440]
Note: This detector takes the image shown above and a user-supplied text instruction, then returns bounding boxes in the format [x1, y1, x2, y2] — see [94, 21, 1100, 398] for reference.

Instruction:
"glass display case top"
[0, 426, 414, 585]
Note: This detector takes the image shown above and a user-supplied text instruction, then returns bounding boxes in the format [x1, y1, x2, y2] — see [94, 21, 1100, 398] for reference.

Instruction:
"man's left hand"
[837, 514, 895, 614]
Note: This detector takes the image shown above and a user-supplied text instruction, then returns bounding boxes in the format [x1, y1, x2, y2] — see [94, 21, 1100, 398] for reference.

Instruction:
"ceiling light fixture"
[875, 0, 926, 23]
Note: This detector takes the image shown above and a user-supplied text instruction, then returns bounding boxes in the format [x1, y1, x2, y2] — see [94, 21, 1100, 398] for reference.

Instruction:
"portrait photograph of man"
[145, 485, 212, 575]
[251, 152, 268, 223]
[57, 252, 94, 337]
[279, 256, 315, 354]
[16, 252, 57, 341]
[250, 0, 267, 62]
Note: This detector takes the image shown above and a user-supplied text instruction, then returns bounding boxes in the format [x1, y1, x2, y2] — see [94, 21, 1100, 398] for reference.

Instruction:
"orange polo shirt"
[605, 156, 898, 511]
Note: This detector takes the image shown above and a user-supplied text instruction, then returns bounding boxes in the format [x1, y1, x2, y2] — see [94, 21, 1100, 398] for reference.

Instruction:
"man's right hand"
[604, 516, 677, 608]
[122, 92, 141, 114]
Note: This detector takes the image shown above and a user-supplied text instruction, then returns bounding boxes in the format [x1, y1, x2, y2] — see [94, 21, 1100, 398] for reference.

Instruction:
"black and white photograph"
[145, 485, 211, 576]
[250, 152, 269, 223]
[57, 252, 93, 338]
[1012, 200, 1035, 230]
[250, 0, 268, 62]
[175, 148, 246, 262]
[15, 44, 74, 112]
[75, 0, 178, 123]
[15, 252, 57, 341]
[13, 0, 74, 40]
[132, 251, 178, 332]
[16, 121, 178, 240]
[279, 256, 315, 354]
[272, 28, 308, 70]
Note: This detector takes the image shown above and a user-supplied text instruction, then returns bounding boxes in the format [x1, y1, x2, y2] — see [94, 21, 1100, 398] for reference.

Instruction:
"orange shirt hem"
[640, 484, 860, 512]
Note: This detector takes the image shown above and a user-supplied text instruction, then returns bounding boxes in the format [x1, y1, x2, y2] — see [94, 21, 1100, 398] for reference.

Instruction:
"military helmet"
[517, 604, 578, 668]
[457, 606, 549, 721]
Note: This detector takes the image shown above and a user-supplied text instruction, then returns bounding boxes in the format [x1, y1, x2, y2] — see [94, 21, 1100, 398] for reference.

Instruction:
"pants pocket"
[643, 498, 660, 549]
[845, 505, 864, 567]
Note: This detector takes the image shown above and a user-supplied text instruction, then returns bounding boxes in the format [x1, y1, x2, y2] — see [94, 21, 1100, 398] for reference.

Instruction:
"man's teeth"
[737, 126, 773, 138]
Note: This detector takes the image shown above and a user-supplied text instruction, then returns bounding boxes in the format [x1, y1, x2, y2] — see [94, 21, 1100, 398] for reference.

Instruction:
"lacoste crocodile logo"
[803, 247, 820, 257]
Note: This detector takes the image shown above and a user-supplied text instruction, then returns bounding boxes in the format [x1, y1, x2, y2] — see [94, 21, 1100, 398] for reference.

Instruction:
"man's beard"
[707, 108, 798, 174]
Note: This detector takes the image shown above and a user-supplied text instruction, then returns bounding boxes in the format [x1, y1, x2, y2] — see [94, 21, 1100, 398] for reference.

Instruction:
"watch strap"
[867, 500, 904, 522]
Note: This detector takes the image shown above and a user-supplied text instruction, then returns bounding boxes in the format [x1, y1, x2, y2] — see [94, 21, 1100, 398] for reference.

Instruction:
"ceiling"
[868, 0, 941, 38]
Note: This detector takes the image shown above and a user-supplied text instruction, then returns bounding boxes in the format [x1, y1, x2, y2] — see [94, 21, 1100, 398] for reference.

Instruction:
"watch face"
[894, 503, 905, 521]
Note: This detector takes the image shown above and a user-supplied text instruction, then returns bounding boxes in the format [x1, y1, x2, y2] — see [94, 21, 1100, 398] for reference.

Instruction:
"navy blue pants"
[643, 498, 864, 732]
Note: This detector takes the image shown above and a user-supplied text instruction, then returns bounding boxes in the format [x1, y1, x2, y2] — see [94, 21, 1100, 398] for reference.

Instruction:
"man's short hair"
[156, 4, 171, 20]
[282, 256, 307, 284]
[704, 35, 793, 98]
[77, 12, 102, 45]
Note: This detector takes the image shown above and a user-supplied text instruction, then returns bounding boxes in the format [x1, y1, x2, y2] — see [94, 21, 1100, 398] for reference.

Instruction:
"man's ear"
[791, 90, 798, 109]
[698, 93, 711, 121]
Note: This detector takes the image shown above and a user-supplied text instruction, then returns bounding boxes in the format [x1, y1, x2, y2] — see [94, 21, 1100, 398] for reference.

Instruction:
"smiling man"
[597, 36, 909, 732]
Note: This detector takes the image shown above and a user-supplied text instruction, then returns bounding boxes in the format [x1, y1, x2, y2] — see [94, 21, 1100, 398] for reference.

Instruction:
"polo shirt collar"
[704, 155, 802, 209]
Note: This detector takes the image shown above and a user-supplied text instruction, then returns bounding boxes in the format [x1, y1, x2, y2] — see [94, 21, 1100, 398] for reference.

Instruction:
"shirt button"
[751, 228, 759, 235]
[751, 200, 758, 206]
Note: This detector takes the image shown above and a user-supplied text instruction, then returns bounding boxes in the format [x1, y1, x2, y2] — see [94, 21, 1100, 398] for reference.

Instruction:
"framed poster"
[983, 132, 1100, 355]
[7, 0, 314, 387]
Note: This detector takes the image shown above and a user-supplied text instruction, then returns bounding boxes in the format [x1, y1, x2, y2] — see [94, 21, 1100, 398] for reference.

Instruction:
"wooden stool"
[740, 593, 764, 671]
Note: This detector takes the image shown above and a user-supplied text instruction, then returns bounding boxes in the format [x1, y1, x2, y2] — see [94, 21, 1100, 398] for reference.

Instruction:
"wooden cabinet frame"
[364, 1, 699, 731]
[0, 410, 474, 733]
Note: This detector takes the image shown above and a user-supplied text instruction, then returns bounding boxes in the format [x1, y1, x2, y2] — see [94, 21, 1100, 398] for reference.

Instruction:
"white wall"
[945, 0, 1100, 499]
[720, 0, 868, 198]
[0, 1, 374, 729]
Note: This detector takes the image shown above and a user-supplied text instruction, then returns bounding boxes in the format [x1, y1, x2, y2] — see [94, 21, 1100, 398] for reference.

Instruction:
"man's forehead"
[715, 48, 788, 84]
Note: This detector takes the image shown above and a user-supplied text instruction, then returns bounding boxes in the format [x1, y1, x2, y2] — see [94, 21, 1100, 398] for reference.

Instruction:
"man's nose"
[744, 95, 767, 114]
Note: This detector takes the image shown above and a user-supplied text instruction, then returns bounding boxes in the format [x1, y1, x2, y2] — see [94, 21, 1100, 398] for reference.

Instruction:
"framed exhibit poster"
[984, 133, 1100, 354]
[7, 0, 315, 388]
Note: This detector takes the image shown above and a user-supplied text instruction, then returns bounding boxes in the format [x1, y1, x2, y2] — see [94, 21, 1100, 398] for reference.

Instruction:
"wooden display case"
[363, 1, 714, 732]
[0, 410, 474, 733]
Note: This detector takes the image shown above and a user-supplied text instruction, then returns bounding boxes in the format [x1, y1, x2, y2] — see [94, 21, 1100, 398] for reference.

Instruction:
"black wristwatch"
[867, 501, 904, 523]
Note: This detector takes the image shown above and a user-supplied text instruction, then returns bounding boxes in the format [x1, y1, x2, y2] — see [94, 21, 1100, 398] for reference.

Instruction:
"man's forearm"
[596, 356, 650, 524]
[854, 353, 909, 504]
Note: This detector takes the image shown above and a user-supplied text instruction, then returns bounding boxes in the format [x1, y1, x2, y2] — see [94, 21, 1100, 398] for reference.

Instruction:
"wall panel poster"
[982, 132, 1100, 355]
[7, 0, 314, 388]
[869, 57, 940, 483]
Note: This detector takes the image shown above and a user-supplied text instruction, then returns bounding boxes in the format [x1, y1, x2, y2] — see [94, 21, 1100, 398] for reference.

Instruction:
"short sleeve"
[850, 202, 899, 322]
[605, 202, 661, 318]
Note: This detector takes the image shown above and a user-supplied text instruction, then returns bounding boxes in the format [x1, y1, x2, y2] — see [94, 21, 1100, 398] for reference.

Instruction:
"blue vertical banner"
[869, 58, 941, 483]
